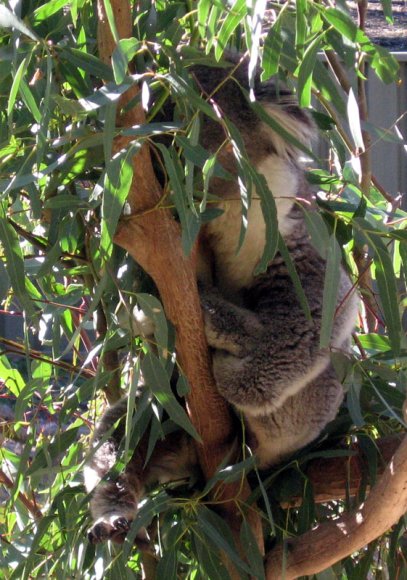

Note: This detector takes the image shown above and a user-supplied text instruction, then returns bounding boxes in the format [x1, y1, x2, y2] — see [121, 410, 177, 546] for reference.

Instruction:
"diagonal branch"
[266, 433, 407, 579]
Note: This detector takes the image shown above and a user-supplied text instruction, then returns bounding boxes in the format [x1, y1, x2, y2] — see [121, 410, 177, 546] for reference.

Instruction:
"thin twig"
[0, 469, 43, 520]
[0, 337, 95, 377]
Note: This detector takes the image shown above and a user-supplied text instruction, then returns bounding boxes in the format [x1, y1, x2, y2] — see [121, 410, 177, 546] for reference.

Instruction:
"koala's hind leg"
[84, 400, 145, 544]
[247, 366, 344, 469]
[85, 399, 199, 544]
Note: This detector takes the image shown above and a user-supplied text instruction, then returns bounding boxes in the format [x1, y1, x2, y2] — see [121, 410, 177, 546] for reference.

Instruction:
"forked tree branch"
[283, 435, 403, 507]
[266, 433, 407, 579]
[96, 0, 263, 567]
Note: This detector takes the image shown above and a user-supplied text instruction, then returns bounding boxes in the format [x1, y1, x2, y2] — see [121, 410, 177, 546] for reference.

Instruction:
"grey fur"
[85, 399, 197, 544]
[84, 56, 358, 542]
[200, 210, 357, 467]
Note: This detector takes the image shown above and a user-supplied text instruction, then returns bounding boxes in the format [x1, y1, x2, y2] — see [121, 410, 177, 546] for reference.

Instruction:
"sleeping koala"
[85, 56, 358, 543]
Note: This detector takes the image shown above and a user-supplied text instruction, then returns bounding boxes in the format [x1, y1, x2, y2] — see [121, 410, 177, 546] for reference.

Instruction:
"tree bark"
[96, 0, 263, 566]
[266, 433, 407, 579]
[282, 435, 403, 507]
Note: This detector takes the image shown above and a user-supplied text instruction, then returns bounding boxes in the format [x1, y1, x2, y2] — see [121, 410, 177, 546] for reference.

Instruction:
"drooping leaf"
[347, 88, 365, 152]
[100, 144, 137, 262]
[298, 34, 323, 108]
[197, 505, 252, 575]
[320, 233, 341, 348]
[0, 202, 36, 316]
[215, 0, 246, 61]
[0, 4, 38, 40]
[141, 351, 200, 441]
[240, 519, 266, 580]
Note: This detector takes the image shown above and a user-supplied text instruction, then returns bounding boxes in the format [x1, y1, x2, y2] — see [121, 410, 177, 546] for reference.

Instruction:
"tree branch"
[266, 434, 407, 579]
[282, 435, 403, 508]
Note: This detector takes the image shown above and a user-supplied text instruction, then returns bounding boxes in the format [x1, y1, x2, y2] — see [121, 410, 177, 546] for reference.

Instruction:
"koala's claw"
[88, 516, 130, 544]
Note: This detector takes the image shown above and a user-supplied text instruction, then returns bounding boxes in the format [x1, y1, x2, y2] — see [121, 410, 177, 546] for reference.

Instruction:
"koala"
[84, 398, 198, 544]
[84, 55, 358, 543]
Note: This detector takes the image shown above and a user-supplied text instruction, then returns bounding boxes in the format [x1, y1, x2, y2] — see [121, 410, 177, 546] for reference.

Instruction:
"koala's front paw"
[88, 516, 130, 544]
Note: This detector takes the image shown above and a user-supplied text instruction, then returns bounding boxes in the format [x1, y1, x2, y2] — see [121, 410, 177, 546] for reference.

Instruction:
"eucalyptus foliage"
[0, 0, 406, 578]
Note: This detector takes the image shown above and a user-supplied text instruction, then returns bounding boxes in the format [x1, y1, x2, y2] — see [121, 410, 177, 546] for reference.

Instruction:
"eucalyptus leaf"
[320, 233, 341, 348]
[0, 4, 38, 40]
[141, 351, 200, 441]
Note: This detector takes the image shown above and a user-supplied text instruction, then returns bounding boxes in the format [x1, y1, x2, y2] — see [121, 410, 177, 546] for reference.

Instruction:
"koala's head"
[189, 53, 315, 164]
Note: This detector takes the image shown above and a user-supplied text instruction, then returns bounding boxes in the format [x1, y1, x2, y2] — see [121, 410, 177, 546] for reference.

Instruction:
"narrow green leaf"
[250, 168, 279, 275]
[0, 355, 25, 396]
[370, 46, 399, 84]
[19, 79, 42, 124]
[166, 72, 217, 121]
[185, 116, 200, 201]
[32, 0, 67, 22]
[298, 34, 323, 108]
[347, 88, 365, 152]
[295, 0, 307, 53]
[102, 0, 120, 43]
[347, 378, 365, 427]
[103, 99, 116, 164]
[112, 38, 140, 85]
[357, 333, 391, 353]
[100, 144, 137, 262]
[135, 293, 169, 357]
[44, 194, 89, 210]
[373, 247, 402, 356]
[323, 8, 369, 44]
[7, 57, 28, 120]
[59, 47, 114, 81]
[297, 479, 315, 534]
[320, 234, 341, 348]
[302, 208, 330, 259]
[215, 0, 246, 61]
[206, 4, 223, 53]
[201, 154, 217, 212]
[141, 352, 200, 441]
[0, 261, 10, 302]
[197, 506, 252, 575]
[278, 234, 311, 320]
[123, 493, 172, 558]
[197, 0, 211, 39]
[156, 549, 177, 580]
[262, 20, 283, 79]
[176, 135, 232, 180]
[355, 218, 402, 355]
[202, 456, 256, 494]
[240, 519, 266, 580]
[193, 532, 231, 580]
[0, 202, 35, 316]
[0, 5, 38, 40]
[111, 46, 128, 85]
[155, 143, 200, 256]
[247, 0, 267, 90]
[379, 0, 393, 22]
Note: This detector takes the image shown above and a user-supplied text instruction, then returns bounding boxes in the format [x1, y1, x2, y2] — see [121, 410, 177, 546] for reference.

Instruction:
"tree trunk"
[96, 0, 263, 570]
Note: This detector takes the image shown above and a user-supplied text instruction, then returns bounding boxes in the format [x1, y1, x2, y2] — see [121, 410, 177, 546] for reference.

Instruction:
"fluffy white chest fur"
[206, 152, 299, 293]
